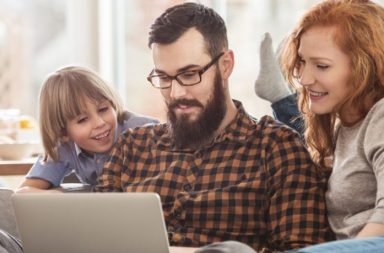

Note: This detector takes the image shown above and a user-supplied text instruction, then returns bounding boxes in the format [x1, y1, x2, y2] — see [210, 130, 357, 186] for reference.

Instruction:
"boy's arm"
[17, 156, 70, 193]
[17, 178, 52, 193]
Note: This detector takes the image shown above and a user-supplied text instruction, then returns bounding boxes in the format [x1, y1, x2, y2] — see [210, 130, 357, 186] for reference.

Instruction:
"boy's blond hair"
[39, 66, 125, 161]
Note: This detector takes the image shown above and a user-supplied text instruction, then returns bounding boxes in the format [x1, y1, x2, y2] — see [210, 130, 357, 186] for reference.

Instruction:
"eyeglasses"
[147, 52, 225, 89]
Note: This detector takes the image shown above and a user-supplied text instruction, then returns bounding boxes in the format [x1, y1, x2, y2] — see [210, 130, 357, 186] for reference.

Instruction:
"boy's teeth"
[95, 132, 108, 139]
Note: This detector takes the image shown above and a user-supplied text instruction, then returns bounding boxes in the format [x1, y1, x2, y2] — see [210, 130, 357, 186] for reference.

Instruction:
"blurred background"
[0, 0, 328, 122]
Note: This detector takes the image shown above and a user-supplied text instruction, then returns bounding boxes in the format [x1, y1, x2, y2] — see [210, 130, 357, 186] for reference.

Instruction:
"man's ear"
[220, 50, 234, 79]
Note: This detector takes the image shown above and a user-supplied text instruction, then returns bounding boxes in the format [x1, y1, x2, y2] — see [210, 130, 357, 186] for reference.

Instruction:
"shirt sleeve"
[265, 128, 332, 250]
[363, 101, 384, 224]
[26, 155, 72, 187]
[93, 134, 127, 192]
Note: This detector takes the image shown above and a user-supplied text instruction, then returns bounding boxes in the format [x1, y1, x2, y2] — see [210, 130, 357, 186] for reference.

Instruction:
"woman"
[280, 0, 384, 240]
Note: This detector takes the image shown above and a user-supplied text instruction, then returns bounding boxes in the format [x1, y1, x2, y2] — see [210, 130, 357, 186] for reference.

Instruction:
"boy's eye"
[99, 106, 109, 112]
[77, 116, 88, 124]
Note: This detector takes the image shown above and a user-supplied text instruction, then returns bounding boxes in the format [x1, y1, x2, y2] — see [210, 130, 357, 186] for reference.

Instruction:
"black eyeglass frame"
[147, 52, 225, 89]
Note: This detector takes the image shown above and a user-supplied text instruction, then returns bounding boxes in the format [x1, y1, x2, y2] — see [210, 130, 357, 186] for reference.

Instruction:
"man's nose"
[169, 79, 187, 99]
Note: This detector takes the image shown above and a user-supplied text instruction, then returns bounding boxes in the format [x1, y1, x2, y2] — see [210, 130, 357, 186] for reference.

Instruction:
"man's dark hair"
[148, 2, 228, 58]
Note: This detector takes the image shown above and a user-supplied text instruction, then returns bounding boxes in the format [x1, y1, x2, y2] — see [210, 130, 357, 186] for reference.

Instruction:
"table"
[0, 159, 34, 175]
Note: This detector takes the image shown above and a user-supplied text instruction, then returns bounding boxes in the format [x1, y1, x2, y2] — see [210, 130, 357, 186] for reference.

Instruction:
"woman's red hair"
[280, 0, 384, 167]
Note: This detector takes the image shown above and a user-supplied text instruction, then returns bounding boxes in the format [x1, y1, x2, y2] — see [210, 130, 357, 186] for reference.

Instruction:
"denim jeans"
[271, 94, 304, 136]
[290, 237, 384, 253]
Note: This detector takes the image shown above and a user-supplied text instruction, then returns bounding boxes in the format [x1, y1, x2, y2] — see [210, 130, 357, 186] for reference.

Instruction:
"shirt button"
[174, 210, 181, 218]
[173, 224, 181, 231]
[183, 184, 192, 191]
[167, 232, 174, 243]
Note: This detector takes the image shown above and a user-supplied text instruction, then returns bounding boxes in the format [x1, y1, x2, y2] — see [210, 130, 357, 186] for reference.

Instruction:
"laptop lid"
[12, 192, 170, 253]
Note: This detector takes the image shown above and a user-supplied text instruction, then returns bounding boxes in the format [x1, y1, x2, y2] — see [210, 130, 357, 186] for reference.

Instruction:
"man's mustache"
[168, 99, 203, 110]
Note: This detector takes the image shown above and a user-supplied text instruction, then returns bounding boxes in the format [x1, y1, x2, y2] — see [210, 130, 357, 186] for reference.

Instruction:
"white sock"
[255, 33, 292, 103]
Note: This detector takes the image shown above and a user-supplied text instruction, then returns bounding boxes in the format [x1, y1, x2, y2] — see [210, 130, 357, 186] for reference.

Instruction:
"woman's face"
[297, 25, 352, 115]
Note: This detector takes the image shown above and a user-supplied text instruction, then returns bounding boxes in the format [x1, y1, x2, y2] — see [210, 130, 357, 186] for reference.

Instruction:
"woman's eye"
[317, 64, 329, 70]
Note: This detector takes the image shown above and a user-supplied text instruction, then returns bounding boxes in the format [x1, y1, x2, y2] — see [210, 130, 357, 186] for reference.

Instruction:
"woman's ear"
[220, 50, 234, 79]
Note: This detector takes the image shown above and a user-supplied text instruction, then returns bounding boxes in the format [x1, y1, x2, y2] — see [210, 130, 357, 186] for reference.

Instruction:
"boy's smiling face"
[63, 97, 117, 155]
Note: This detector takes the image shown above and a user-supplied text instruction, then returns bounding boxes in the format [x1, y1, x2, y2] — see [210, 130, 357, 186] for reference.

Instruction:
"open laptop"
[11, 192, 170, 253]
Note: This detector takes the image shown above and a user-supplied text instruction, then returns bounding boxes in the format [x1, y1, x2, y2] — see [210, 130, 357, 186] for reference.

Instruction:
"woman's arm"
[356, 223, 384, 238]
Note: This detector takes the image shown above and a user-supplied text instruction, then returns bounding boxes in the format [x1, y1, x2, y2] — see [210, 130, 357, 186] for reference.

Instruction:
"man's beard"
[167, 71, 227, 149]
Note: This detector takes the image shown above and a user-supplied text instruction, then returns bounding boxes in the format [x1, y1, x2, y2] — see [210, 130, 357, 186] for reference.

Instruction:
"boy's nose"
[93, 116, 106, 128]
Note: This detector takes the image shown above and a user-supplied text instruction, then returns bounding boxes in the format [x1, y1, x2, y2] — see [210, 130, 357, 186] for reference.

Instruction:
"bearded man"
[94, 3, 332, 252]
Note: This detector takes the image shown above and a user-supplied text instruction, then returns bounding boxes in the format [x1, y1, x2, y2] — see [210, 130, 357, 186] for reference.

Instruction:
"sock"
[255, 32, 292, 103]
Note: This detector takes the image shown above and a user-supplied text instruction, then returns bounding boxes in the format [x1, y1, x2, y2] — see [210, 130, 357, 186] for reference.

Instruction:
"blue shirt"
[26, 111, 158, 187]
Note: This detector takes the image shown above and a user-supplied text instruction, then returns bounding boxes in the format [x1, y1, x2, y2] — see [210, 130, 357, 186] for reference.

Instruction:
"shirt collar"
[74, 142, 83, 156]
[213, 100, 256, 144]
[74, 142, 95, 158]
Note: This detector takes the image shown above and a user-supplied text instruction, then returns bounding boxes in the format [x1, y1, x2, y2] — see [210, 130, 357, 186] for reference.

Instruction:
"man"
[94, 3, 332, 252]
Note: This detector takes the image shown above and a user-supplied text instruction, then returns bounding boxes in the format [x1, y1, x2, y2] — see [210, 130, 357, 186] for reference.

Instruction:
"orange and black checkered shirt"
[94, 101, 332, 251]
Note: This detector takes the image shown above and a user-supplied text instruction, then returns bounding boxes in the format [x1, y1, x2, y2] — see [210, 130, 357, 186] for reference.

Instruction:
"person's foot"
[255, 32, 292, 103]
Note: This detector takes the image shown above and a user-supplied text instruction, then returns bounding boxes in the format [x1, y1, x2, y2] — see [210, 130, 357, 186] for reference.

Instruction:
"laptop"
[11, 192, 170, 253]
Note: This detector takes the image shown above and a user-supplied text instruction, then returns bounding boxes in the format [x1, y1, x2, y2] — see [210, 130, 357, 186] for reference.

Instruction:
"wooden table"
[0, 159, 35, 175]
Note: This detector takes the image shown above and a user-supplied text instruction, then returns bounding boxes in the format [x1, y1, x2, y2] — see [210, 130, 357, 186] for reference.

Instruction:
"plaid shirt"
[94, 101, 331, 251]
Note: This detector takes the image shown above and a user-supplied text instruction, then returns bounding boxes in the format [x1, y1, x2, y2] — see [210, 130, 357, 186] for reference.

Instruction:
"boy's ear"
[60, 129, 70, 142]
[61, 136, 70, 142]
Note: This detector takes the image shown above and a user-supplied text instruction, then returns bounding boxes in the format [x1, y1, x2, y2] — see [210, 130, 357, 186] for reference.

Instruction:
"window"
[0, 0, 69, 117]
[2, 0, 384, 122]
